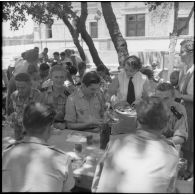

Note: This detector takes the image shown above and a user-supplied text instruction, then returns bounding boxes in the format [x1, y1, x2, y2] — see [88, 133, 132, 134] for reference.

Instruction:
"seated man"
[92, 96, 179, 193]
[41, 65, 70, 130]
[39, 63, 51, 90]
[2, 102, 75, 192]
[155, 82, 188, 146]
[8, 73, 42, 140]
[65, 71, 105, 131]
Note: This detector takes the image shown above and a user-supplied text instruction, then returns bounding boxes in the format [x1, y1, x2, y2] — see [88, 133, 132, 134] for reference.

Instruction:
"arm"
[172, 106, 188, 145]
[65, 96, 101, 131]
[107, 76, 119, 100]
[62, 157, 75, 192]
[181, 94, 193, 102]
[67, 121, 99, 131]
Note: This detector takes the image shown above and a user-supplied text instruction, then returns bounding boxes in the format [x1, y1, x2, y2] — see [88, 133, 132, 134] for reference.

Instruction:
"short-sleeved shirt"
[65, 87, 104, 123]
[161, 101, 188, 141]
[2, 136, 75, 192]
[10, 88, 42, 122]
[92, 130, 179, 193]
[41, 86, 70, 122]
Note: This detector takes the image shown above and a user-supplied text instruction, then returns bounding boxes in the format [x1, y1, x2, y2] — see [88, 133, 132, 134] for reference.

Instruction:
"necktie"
[127, 77, 135, 105]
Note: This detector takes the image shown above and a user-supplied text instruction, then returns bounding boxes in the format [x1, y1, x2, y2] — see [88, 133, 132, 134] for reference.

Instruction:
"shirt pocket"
[76, 104, 89, 116]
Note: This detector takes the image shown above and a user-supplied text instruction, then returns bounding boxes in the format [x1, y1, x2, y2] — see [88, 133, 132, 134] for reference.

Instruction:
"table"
[111, 110, 137, 135]
[48, 129, 105, 190]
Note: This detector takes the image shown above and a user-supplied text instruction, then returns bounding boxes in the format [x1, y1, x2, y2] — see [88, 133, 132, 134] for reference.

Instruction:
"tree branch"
[177, 5, 194, 36]
[172, 2, 179, 35]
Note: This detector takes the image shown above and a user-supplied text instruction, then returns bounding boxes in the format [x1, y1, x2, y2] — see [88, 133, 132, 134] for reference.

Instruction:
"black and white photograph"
[2, 1, 194, 193]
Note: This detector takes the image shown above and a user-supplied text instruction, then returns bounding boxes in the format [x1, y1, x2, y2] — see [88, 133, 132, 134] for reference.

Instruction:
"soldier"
[92, 97, 179, 193]
[8, 73, 42, 140]
[41, 65, 70, 130]
[65, 71, 106, 131]
[155, 82, 188, 146]
[2, 102, 75, 192]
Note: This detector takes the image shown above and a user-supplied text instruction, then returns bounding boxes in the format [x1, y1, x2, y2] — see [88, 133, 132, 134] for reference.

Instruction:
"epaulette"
[64, 89, 70, 96]
[170, 106, 183, 120]
[40, 86, 49, 92]
[4, 140, 20, 151]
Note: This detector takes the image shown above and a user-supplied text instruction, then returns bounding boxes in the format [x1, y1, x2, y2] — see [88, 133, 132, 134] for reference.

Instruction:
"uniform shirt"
[41, 85, 70, 122]
[109, 69, 149, 102]
[161, 101, 188, 141]
[2, 136, 75, 192]
[92, 130, 179, 193]
[10, 88, 42, 122]
[65, 87, 104, 123]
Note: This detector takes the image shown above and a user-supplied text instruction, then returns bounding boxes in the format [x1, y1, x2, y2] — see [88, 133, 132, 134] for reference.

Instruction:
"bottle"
[99, 123, 111, 150]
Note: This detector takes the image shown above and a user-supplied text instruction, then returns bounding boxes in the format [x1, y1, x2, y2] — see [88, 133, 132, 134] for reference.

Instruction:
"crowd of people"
[2, 38, 194, 192]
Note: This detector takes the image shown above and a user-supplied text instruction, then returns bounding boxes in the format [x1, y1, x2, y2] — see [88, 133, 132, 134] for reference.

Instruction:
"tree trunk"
[62, 16, 86, 62]
[77, 2, 105, 67]
[101, 2, 129, 67]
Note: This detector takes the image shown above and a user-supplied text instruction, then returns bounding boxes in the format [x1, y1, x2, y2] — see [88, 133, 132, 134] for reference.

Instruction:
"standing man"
[3, 102, 75, 192]
[41, 65, 70, 130]
[108, 55, 149, 107]
[178, 39, 194, 178]
[155, 82, 188, 146]
[65, 71, 105, 131]
[8, 73, 42, 140]
[39, 47, 49, 63]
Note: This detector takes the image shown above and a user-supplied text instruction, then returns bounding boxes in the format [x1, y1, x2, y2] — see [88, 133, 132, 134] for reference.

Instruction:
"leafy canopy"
[2, 2, 76, 30]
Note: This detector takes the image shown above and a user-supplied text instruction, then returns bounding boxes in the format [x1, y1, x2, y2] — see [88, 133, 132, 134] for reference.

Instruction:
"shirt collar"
[22, 136, 47, 145]
[77, 87, 98, 99]
[48, 85, 66, 98]
[18, 88, 34, 99]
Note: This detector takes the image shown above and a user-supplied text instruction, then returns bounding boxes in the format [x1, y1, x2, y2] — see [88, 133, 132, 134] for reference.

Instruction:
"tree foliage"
[2, 2, 106, 67]
[145, 2, 194, 36]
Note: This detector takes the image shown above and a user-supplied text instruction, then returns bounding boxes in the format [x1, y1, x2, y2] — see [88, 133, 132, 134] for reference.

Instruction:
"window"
[90, 22, 98, 38]
[46, 24, 52, 39]
[126, 14, 145, 37]
[177, 17, 189, 35]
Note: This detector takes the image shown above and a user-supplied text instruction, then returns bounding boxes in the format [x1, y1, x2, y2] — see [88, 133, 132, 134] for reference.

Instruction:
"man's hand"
[53, 122, 66, 130]
[113, 101, 130, 109]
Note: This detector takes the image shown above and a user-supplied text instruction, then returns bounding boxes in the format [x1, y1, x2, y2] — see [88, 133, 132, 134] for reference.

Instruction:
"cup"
[74, 143, 82, 153]
[86, 135, 93, 145]
[99, 123, 111, 150]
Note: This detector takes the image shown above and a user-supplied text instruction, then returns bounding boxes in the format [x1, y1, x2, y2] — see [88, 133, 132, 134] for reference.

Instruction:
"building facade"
[33, 2, 194, 71]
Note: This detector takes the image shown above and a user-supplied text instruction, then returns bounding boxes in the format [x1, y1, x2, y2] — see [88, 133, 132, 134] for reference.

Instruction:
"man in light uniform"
[41, 65, 70, 130]
[2, 102, 75, 192]
[155, 82, 188, 146]
[65, 71, 105, 131]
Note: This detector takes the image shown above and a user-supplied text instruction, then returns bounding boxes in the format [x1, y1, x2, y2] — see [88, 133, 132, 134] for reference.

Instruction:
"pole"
[39, 24, 42, 51]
